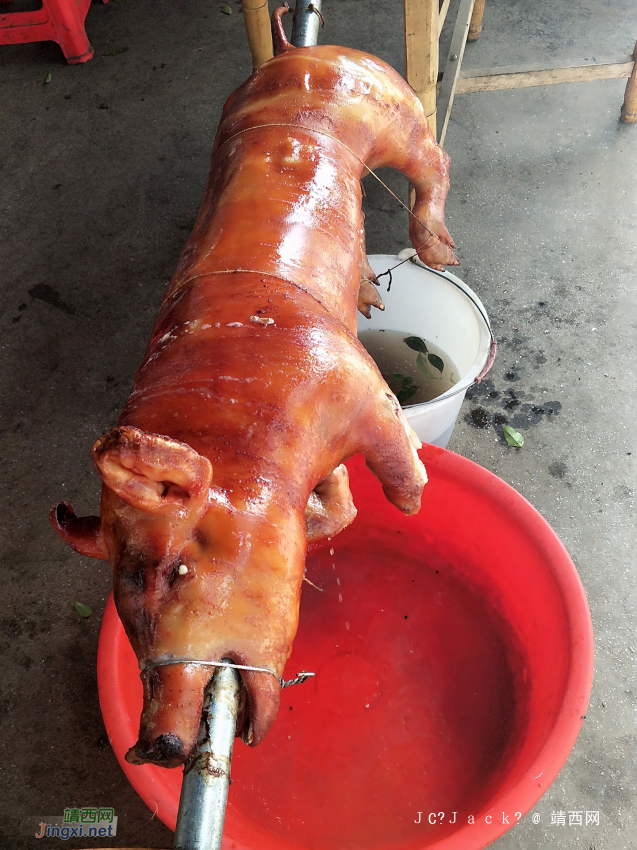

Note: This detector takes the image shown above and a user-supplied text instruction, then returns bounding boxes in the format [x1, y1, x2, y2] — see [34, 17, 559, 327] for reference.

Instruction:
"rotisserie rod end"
[173, 663, 241, 850]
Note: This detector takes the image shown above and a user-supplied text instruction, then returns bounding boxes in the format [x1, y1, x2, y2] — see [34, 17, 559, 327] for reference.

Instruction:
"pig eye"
[166, 560, 189, 589]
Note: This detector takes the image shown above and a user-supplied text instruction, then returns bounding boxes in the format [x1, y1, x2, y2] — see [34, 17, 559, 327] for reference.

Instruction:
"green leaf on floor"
[221, 4, 233, 13]
[74, 601, 93, 618]
[503, 425, 525, 447]
[104, 47, 129, 56]
[43, 72, 52, 85]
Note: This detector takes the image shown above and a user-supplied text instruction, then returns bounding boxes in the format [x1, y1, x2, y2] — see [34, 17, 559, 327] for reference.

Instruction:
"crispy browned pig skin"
[50, 14, 458, 769]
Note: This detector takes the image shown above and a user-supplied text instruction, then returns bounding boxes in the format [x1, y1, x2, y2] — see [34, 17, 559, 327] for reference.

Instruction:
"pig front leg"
[362, 389, 427, 515]
[321, 340, 427, 518]
[305, 464, 357, 542]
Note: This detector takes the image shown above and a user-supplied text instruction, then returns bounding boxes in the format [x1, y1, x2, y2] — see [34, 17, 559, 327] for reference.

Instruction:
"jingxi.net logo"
[35, 807, 118, 839]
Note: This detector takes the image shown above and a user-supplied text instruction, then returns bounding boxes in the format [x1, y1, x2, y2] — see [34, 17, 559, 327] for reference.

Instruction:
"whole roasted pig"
[51, 7, 458, 768]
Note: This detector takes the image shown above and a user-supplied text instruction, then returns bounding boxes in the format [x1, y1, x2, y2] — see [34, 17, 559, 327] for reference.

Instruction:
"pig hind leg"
[357, 217, 385, 319]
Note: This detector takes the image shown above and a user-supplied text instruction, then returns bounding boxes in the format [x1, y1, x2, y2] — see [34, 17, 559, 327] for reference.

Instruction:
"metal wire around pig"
[141, 657, 315, 689]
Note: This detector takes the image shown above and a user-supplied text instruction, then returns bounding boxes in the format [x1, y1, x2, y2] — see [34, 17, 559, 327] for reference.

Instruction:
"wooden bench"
[241, 0, 637, 145]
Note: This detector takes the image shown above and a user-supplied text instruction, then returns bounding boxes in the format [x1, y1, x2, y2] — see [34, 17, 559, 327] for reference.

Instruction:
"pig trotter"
[357, 220, 384, 318]
[358, 279, 385, 319]
[305, 465, 357, 542]
[365, 392, 427, 516]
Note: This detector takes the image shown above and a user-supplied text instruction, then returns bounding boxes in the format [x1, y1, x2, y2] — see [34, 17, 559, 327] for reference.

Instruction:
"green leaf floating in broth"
[392, 373, 419, 404]
[416, 351, 438, 379]
[404, 336, 428, 354]
[427, 352, 445, 373]
[358, 329, 460, 407]
[397, 383, 419, 404]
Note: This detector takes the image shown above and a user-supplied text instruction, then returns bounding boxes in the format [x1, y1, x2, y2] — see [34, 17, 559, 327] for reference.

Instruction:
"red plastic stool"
[0, 0, 108, 64]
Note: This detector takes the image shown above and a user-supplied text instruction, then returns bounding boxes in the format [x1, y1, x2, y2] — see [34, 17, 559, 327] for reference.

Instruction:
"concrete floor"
[1, 0, 635, 847]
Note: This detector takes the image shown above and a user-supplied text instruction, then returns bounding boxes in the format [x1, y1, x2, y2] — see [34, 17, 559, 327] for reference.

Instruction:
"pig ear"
[92, 426, 212, 515]
[50, 502, 109, 560]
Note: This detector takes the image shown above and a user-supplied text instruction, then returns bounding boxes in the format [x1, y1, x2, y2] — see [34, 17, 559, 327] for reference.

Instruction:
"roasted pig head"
[51, 8, 458, 769]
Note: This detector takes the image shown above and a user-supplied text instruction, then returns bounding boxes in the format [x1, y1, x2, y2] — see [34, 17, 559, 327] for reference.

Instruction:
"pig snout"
[125, 664, 210, 768]
[125, 662, 280, 767]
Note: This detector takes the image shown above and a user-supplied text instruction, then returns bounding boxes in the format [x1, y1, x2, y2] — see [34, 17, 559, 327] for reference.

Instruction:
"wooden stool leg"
[404, 0, 439, 137]
[620, 41, 637, 123]
[467, 0, 485, 42]
[242, 0, 273, 72]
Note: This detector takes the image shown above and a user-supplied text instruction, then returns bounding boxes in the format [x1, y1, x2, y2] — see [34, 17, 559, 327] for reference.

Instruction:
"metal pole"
[173, 664, 241, 850]
[291, 0, 322, 48]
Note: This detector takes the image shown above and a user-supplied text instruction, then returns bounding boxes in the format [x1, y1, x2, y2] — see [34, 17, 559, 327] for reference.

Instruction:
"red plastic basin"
[98, 445, 593, 850]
